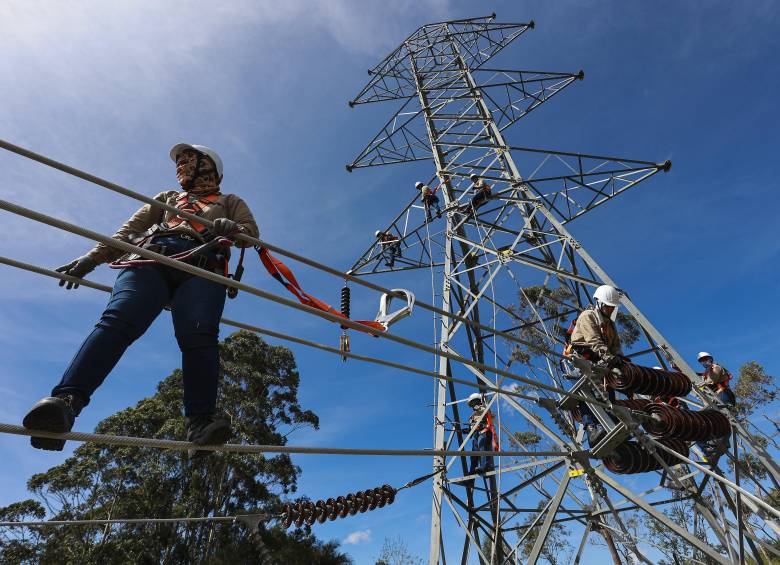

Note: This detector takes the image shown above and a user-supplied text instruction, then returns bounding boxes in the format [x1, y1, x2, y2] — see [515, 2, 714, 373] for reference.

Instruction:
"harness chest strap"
[166, 192, 221, 233]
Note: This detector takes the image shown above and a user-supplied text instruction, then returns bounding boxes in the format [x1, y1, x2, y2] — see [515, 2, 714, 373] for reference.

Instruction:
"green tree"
[515, 500, 572, 564]
[734, 361, 777, 419]
[0, 331, 351, 565]
[374, 535, 424, 565]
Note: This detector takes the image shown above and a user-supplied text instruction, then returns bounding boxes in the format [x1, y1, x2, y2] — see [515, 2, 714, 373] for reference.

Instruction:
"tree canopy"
[0, 331, 351, 565]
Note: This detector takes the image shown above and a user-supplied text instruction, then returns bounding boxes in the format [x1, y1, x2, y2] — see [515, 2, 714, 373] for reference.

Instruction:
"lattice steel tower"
[347, 14, 780, 565]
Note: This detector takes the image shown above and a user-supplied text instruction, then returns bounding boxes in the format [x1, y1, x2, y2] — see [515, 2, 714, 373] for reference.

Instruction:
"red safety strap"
[485, 411, 500, 451]
[167, 192, 220, 233]
[256, 247, 386, 335]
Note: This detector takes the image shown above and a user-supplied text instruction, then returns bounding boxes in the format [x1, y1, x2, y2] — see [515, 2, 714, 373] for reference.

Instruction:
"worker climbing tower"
[347, 14, 780, 565]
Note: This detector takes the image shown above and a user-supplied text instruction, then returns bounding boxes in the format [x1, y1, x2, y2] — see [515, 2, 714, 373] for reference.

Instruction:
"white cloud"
[343, 528, 372, 545]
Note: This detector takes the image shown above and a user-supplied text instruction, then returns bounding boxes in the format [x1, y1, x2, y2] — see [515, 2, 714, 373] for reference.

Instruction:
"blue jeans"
[53, 235, 227, 416]
[469, 431, 495, 474]
[423, 195, 441, 219]
[580, 403, 597, 427]
[718, 388, 736, 407]
[382, 243, 401, 267]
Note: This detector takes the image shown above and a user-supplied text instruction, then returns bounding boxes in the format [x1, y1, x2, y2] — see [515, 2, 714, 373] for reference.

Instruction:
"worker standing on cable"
[697, 352, 736, 408]
[568, 284, 629, 445]
[466, 393, 498, 477]
[458, 174, 492, 216]
[22, 144, 259, 453]
[416, 181, 441, 221]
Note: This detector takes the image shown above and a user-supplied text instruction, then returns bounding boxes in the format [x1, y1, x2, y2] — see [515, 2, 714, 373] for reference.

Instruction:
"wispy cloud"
[343, 528, 371, 545]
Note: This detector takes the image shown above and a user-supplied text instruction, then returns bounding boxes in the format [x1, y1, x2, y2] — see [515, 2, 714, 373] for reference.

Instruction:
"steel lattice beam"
[347, 13, 780, 565]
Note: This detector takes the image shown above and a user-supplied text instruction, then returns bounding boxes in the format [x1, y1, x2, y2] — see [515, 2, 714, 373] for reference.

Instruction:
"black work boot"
[185, 413, 231, 458]
[23, 393, 85, 451]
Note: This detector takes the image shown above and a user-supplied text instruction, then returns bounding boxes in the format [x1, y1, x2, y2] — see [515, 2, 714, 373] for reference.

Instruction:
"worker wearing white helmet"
[416, 180, 442, 221]
[458, 173, 492, 216]
[694, 351, 735, 460]
[465, 392, 498, 477]
[569, 285, 626, 367]
[568, 285, 629, 446]
[23, 143, 259, 454]
[375, 229, 401, 267]
[696, 351, 735, 407]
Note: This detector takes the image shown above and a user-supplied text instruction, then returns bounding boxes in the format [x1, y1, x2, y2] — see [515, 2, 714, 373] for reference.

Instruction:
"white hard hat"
[467, 393, 483, 407]
[469, 173, 479, 180]
[374, 230, 382, 238]
[593, 285, 621, 307]
[697, 351, 713, 362]
[415, 181, 424, 188]
[170, 143, 224, 181]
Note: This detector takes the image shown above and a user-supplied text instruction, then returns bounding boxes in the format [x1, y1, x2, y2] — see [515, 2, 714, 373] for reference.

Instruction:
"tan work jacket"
[86, 190, 259, 264]
[704, 364, 731, 387]
[569, 307, 623, 363]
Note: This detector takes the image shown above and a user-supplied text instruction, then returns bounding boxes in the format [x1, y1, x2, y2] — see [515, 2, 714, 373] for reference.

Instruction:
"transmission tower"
[347, 14, 780, 565]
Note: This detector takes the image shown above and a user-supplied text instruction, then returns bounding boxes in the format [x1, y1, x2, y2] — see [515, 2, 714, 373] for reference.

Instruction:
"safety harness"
[165, 192, 221, 233]
[706, 365, 733, 393]
[471, 409, 499, 451]
[562, 310, 618, 361]
[109, 191, 245, 297]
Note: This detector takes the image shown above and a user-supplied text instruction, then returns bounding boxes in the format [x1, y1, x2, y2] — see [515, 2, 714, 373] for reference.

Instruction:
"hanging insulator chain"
[339, 284, 351, 362]
[281, 484, 396, 529]
[340, 285, 351, 328]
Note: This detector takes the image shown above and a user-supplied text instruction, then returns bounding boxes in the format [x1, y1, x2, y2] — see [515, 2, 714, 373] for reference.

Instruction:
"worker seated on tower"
[697, 351, 736, 408]
[458, 174, 492, 216]
[566, 284, 631, 446]
[694, 351, 734, 462]
[374, 230, 401, 267]
[465, 393, 498, 477]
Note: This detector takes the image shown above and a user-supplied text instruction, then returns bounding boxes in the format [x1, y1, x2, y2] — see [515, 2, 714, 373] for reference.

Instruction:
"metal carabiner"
[375, 289, 415, 329]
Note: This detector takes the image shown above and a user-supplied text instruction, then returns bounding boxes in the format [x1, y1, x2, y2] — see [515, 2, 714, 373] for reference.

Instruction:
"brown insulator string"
[606, 364, 692, 397]
[644, 404, 731, 442]
[604, 439, 689, 475]
[281, 484, 396, 528]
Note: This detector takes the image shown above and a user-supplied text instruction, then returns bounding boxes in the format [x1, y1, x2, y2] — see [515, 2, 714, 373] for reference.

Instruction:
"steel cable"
[0, 200, 608, 408]
[0, 137, 567, 362]
[0, 422, 567, 457]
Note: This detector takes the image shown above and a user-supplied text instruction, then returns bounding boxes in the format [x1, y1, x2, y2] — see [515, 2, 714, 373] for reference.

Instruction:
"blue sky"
[0, 1, 779, 563]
